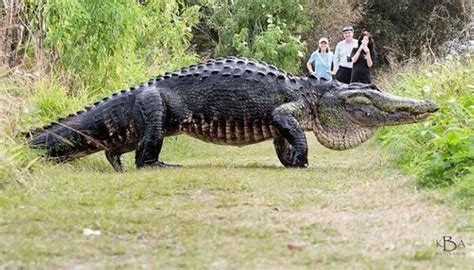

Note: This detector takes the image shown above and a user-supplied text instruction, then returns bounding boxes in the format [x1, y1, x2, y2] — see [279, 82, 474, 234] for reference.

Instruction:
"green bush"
[377, 55, 473, 207]
[13, 0, 202, 125]
[231, 16, 307, 73]
[41, 0, 200, 96]
[201, 0, 310, 73]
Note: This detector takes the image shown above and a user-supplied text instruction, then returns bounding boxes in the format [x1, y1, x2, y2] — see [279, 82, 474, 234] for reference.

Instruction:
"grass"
[1, 133, 473, 268]
[375, 55, 474, 209]
[0, 63, 472, 267]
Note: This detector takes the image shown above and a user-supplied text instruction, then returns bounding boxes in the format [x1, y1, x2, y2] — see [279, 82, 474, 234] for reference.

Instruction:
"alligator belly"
[180, 117, 278, 146]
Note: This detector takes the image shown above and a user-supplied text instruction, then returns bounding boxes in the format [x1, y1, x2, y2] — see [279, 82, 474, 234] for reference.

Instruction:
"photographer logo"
[436, 236, 467, 256]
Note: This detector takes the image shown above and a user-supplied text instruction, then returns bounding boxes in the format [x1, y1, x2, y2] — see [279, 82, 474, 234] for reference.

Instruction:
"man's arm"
[333, 44, 340, 72]
[330, 53, 335, 74]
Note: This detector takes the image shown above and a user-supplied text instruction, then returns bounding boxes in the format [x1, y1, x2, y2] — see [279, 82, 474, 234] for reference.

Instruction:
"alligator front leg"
[271, 103, 308, 168]
[134, 89, 167, 168]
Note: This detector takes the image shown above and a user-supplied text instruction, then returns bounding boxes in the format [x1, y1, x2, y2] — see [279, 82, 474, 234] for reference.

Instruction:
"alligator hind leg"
[105, 150, 123, 172]
[134, 89, 181, 169]
[134, 89, 166, 168]
[272, 103, 308, 167]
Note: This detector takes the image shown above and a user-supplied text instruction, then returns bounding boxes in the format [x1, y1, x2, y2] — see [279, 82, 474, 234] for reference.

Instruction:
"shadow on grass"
[61, 161, 363, 174]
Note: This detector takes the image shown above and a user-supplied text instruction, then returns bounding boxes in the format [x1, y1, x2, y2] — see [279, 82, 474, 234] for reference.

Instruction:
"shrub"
[7, 0, 200, 98]
[191, 0, 310, 73]
[377, 55, 473, 207]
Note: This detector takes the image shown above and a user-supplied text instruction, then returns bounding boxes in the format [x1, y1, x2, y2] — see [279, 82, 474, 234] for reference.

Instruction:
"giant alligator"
[26, 57, 438, 171]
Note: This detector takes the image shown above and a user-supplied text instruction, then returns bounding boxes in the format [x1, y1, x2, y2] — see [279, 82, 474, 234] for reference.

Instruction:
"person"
[306, 37, 334, 81]
[334, 26, 358, 84]
[350, 31, 376, 83]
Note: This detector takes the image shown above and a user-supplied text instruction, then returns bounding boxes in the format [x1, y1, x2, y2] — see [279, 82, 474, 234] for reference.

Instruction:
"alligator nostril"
[424, 99, 440, 113]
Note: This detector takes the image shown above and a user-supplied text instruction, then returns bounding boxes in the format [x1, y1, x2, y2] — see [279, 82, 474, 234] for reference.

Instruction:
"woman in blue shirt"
[306, 37, 334, 81]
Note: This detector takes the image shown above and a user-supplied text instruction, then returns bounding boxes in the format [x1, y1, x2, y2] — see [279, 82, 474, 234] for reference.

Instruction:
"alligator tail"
[25, 82, 143, 163]
[25, 111, 103, 162]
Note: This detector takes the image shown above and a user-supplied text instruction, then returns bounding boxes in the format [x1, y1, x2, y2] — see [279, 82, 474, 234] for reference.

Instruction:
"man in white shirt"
[334, 26, 358, 84]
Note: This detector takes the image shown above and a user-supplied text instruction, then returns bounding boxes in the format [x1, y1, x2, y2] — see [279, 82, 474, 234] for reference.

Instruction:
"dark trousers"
[335, 66, 352, 84]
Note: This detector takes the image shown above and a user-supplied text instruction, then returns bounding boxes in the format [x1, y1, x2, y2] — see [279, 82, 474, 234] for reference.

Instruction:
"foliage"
[356, 0, 471, 64]
[17, 0, 200, 97]
[190, 0, 310, 73]
[29, 78, 84, 120]
[231, 16, 307, 73]
[303, 0, 363, 60]
[0, 87, 41, 187]
[377, 55, 473, 207]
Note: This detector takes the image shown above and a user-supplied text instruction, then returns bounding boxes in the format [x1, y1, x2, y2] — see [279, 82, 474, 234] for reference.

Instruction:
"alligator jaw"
[341, 89, 439, 127]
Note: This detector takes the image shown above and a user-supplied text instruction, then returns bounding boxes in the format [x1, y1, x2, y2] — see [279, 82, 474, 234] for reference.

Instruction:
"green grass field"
[1, 134, 473, 268]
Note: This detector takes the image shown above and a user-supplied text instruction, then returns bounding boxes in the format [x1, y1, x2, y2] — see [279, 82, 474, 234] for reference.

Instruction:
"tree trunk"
[0, 0, 21, 68]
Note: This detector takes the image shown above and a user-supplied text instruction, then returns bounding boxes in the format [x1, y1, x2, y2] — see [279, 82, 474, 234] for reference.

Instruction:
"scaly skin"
[26, 57, 439, 171]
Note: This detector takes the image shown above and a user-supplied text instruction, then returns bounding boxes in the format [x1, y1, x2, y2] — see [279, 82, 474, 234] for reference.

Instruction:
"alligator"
[26, 56, 439, 171]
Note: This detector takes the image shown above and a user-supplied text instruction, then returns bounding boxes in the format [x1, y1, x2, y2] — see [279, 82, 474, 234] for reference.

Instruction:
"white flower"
[422, 85, 431, 93]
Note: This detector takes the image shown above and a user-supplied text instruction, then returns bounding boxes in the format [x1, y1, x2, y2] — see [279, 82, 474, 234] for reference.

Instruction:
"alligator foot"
[273, 136, 308, 168]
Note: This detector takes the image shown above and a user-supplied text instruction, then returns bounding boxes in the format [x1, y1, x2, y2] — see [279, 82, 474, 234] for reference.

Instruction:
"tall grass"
[377, 55, 473, 208]
[43, 0, 200, 97]
[0, 88, 39, 187]
[0, 1, 201, 186]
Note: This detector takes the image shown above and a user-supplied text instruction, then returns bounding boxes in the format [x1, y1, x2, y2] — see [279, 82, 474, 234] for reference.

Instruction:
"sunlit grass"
[1, 60, 472, 267]
[1, 134, 473, 268]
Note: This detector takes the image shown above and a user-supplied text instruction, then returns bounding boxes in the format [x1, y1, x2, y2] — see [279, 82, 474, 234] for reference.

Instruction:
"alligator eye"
[350, 96, 372, 105]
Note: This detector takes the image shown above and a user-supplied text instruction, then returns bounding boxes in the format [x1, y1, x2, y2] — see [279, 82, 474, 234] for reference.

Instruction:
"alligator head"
[312, 82, 439, 150]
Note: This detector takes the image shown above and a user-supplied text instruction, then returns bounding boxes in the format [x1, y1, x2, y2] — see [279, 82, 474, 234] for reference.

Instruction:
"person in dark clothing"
[350, 31, 376, 83]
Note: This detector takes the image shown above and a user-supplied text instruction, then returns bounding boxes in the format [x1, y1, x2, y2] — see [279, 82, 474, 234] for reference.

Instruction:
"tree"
[356, 0, 471, 64]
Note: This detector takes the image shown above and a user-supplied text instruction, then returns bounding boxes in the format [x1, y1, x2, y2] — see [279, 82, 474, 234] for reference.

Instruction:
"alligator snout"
[419, 99, 439, 113]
